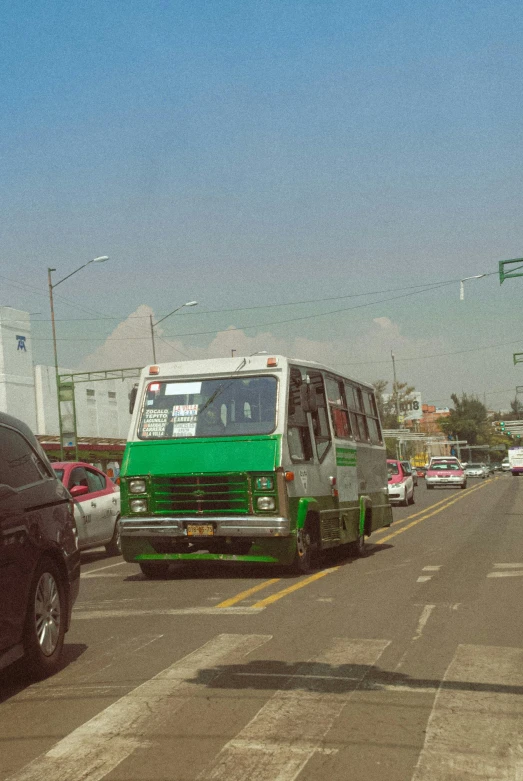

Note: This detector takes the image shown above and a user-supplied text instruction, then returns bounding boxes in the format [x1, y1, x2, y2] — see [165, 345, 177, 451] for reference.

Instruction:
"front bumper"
[426, 477, 466, 487]
[387, 485, 406, 502]
[120, 515, 290, 538]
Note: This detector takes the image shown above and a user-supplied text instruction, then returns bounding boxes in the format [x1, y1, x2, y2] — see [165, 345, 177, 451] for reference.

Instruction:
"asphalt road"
[2, 472, 523, 781]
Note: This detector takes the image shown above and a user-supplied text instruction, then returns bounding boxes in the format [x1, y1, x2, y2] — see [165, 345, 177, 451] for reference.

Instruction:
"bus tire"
[105, 518, 121, 557]
[139, 561, 170, 579]
[291, 515, 317, 575]
[354, 531, 366, 557]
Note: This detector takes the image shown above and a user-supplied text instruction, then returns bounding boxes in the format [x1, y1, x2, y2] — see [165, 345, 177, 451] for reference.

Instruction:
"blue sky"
[1, 1, 522, 409]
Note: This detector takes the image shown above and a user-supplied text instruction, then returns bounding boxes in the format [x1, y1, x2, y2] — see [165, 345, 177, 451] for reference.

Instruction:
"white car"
[501, 458, 511, 472]
[387, 459, 415, 506]
[53, 462, 121, 555]
[464, 463, 486, 479]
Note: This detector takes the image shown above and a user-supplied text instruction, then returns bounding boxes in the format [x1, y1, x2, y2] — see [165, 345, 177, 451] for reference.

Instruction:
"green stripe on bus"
[336, 447, 357, 466]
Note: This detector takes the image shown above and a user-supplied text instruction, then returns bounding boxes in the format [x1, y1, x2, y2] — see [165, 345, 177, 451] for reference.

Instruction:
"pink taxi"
[387, 459, 415, 506]
[425, 460, 467, 490]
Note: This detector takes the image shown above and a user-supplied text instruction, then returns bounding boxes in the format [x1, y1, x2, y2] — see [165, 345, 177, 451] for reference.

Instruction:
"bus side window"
[325, 376, 351, 439]
[287, 368, 313, 462]
[308, 371, 331, 461]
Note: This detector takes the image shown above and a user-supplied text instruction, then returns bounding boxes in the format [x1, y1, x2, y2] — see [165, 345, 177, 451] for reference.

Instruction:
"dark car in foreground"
[0, 413, 80, 677]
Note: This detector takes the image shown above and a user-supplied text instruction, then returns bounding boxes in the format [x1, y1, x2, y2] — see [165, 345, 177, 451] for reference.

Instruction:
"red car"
[52, 462, 121, 555]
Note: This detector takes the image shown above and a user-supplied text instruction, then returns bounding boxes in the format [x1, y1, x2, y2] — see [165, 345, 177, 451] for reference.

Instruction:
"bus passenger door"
[324, 376, 358, 506]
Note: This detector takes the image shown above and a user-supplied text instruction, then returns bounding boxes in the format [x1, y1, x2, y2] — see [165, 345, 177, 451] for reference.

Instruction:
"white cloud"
[78, 307, 446, 402]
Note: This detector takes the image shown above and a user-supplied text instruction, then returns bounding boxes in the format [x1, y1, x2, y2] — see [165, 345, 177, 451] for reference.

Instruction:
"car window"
[401, 462, 412, 474]
[86, 469, 106, 493]
[0, 425, 47, 488]
[68, 467, 89, 490]
[387, 462, 400, 477]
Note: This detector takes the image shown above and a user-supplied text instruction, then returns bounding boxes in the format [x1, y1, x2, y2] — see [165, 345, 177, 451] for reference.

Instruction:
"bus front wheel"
[291, 516, 318, 574]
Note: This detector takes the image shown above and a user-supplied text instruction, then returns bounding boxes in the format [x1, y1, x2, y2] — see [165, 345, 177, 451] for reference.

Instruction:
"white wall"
[34, 365, 134, 439]
[0, 306, 136, 438]
[0, 307, 36, 430]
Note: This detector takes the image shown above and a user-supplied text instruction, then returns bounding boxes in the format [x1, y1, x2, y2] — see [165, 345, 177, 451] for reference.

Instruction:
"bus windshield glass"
[137, 376, 278, 439]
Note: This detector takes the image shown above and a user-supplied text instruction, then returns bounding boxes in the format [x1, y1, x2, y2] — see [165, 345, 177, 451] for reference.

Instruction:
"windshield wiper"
[197, 357, 247, 416]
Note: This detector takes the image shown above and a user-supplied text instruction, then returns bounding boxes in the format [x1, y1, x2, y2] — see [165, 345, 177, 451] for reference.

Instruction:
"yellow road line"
[216, 578, 280, 608]
[374, 480, 494, 534]
[219, 478, 498, 610]
[378, 481, 489, 544]
[252, 568, 339, 608]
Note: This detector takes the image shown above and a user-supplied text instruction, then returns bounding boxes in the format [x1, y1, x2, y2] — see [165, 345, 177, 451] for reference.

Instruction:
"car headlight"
[257, 496, 275, 511]
[129, 478, 147, 494]
[130, 498, 148, 513]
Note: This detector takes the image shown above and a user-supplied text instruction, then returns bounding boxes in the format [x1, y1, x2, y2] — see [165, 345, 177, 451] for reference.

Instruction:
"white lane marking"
[416, 576, 432, 583]
[198, 638, 389, 781]
[7, 633, 272, 781]
[81, 561, 128, 576]
[73, 607, 264, 619]
[413, 605, 435, 641]
[422, 566, 441, 572]
[412, 644, 523, 780]
[493, 563, 523, 568]
[81, 573, 126, 579]
[487, 571, 523, 578]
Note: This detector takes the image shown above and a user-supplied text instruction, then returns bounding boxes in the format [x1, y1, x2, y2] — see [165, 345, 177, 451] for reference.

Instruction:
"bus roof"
[139, 355, 375, 390]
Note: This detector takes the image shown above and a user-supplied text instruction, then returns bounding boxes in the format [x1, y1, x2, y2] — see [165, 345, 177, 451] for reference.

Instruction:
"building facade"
[0, 307, 135, 439]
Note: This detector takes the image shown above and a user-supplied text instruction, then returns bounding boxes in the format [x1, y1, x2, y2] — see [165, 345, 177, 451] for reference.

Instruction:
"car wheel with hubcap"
[24, 557, 66, 678]
[105, 519, 121, 556]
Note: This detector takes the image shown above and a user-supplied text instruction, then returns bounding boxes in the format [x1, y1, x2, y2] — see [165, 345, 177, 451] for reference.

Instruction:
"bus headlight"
[129, 479, 147, 494]
[130, 498, 148, 513]
[257, 496, 275, 511]
[255, 476, 274, 490]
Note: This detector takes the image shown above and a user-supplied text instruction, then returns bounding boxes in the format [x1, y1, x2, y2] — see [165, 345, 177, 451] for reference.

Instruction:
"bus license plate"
[187, 523, 214, 536]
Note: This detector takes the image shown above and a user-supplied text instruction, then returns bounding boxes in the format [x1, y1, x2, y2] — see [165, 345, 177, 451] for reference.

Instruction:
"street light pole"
[459, 274, 486, 300]
[48, 256, 109, 459]
[149, 301, 198, 363]
[391, 350, 402, 459]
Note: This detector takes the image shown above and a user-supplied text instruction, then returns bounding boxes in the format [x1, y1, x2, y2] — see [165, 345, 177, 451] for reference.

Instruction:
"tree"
[438, 393, 489, 445]
[373, 379, 416, 429]
[510, 397, 523, 419]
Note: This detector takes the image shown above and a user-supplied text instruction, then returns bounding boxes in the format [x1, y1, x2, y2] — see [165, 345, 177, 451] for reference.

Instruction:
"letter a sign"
[16, 335, 26, 352]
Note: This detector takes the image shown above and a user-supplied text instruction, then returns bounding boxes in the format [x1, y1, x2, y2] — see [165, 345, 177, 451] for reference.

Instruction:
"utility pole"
[391, 350, 402, 458]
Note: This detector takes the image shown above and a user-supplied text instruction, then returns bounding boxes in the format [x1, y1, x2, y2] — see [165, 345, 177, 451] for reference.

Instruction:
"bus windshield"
[137, 376, 278, 439]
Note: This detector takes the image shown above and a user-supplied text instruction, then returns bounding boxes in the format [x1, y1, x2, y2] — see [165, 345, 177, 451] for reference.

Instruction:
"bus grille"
[152, 474, 249, 515]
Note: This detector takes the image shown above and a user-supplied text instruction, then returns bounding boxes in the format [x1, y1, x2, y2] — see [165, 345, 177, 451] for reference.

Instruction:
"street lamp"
[149, 301, 198, 363]
[459, 274, 486, 301]
[48, 256, 109, 459]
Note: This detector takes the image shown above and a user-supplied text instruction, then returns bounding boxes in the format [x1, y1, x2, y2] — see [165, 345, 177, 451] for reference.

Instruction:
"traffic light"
[500, 421, 506, 429]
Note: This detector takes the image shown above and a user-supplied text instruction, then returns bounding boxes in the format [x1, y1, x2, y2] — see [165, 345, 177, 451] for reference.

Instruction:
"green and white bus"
[120, 355, 392, 577]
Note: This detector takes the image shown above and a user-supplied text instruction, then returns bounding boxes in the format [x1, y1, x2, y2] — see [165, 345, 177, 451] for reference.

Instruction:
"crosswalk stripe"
[197, 638, 389, 781]
[73, 606, 263, 619]
[6, 633, 271, 781]
[412, 644, 523, 780]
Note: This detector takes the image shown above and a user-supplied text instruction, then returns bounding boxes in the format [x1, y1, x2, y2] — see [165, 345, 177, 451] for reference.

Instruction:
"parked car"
[501, 458, 511, 472]
[0, 413, 80, 676]
[425, 460, 467, 490]
[387, 459, 415, 506]
[402, 461, 418, 486]
[464, 463, 486, 479]
[414, 466, 426, 478]
[52, 462, 121, 555]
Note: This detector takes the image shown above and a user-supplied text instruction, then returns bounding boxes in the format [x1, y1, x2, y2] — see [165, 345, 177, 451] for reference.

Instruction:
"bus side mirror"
[129, 384, 138, 414]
